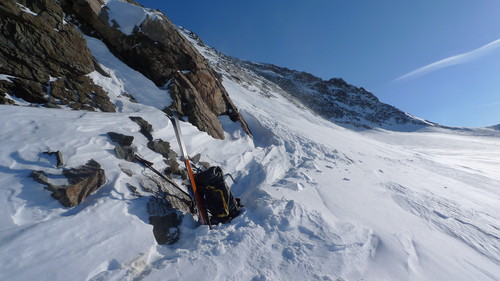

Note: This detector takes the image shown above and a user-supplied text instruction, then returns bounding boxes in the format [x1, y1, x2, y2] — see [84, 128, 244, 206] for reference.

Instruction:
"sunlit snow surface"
[104, 0, 162, 35]
[1, 26, 499, 281]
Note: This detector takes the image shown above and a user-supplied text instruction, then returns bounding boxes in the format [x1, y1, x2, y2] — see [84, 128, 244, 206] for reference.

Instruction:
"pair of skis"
[168, 113, 211, 228]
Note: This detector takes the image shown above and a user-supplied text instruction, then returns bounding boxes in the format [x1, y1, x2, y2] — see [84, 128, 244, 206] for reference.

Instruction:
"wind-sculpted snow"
[142, 197, 379, 281]
[387, 183, 500, 265]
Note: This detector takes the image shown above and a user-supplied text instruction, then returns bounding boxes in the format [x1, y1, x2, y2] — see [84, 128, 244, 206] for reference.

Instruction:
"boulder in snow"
[31, 159, 106, 207]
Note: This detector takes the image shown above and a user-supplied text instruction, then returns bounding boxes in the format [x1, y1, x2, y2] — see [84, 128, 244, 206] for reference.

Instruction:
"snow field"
[0, 16, 499, 280]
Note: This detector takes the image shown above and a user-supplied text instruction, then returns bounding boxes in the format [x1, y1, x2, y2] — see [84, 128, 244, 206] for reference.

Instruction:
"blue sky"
[136, 0, 500, 127]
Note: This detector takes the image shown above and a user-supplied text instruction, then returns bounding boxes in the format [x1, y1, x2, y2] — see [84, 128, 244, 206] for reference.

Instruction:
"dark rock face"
[0, 0, 115, 111]
[62, 0, 250, 139]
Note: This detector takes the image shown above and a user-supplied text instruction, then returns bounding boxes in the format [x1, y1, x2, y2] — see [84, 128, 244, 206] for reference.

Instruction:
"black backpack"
[194, 166, 242, 224]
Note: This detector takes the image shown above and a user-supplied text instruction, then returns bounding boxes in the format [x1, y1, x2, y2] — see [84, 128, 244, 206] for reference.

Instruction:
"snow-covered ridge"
[180, 27, 434, 131]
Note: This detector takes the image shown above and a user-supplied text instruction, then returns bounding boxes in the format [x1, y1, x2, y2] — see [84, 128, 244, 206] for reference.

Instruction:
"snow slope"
[1, 17, 499, 281]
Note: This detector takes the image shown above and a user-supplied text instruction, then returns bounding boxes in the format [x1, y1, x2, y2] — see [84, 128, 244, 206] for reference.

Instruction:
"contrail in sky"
[394, 38, 500, 82]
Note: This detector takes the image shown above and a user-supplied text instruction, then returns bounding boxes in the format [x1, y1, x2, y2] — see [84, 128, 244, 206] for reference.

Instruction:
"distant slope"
[489, 124, 500, 130]
[180, 28, 435, 130]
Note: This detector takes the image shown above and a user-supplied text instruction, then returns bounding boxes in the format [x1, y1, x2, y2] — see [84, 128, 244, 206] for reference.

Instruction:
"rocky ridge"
[181, 28, 433, 130]
[0, 0, 250, 139]
[240, 62, 432, 129]
[61, 0, 250, 139]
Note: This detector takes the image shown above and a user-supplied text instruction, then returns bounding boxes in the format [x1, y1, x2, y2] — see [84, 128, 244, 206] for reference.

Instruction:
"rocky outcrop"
[59, 159, 106, 207]
[147, 139, 177, 160]
[107, 132, 134, 147]
[129, 116, 153, 141]
[0, 0, 115, 111]
[31, 159, 106, 207]
[233, 60, 429, 129]
[62, 0, 250, 139]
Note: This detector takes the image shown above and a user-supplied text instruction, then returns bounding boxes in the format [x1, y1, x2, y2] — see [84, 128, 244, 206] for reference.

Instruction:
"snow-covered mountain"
[1, 1, 499, 281]
[180, 28, 434, 131]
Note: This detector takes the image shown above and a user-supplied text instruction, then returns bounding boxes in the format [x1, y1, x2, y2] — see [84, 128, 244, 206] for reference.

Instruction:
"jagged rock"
[147, 139, 177, 160]
[0, 0, 115, 111]
[120, 165, 134, 177]
[108, 131, 136, 162]
[168, 71, 230, 139]
[0, 90, 15, 105]
[164, 158, 180, 175]
[50, 75, 115, 112]
[129, 116, 153, 141]
[140, 174, 191, 213]
[31, 159, 106, 207]
[62, 0, 250, 139]
[107, 132, 134, 146]
[122, 92, 137, 103]
[58, 159, 106, 207]
[126, 183, 141, 197]
[167, 150, 178, 161]
[113, 146, 135, 162]
[190, 153, 201, 164]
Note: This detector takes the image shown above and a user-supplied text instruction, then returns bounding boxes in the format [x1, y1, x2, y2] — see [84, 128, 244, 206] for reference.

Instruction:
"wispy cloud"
[394, 38, 500, 82]
[475, 101, 500, 108]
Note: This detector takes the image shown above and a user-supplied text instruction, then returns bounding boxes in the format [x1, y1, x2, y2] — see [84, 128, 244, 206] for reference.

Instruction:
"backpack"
[194, 166, 242, 224]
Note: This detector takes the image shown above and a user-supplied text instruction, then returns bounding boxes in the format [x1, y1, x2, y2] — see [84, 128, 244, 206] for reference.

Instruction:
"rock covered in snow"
[62, 0, 250, 139]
